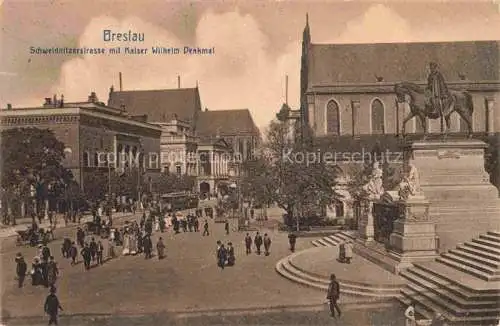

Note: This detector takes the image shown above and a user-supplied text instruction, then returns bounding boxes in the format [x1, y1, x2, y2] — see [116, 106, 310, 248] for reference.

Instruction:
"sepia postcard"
[1, 1, 499, 325]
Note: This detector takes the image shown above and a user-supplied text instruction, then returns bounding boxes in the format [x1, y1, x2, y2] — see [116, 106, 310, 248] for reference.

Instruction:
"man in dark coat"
[263, 233, 272, 256]
[254, 232, 263, 255]
[217, 243, 227, 270]
[143, 235, 153, 259]
[89, 238, 97, 263]
[244, 233, 252, 255]
[288, 233, 297, 252]
[193, 218, 199, 232]
[96, 241, 104, 265]
[327, 273, 341, 318]
[69, 242, 78, 265]
[202, 220, 209, 236]
[41, 245, 51, 263]
[76, 227, 85, 247]
[15, 253, 27, 288]
[44, 286, 63, 325]
[226, 242, 235, 266]
[224, 220, 230, 235]
[156, 237, 165, 259]
[47, 256, 59, 288]
[81, 243, 91, 271]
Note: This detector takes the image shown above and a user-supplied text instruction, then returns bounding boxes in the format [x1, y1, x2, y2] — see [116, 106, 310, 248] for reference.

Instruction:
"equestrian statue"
[394, 62, 474, 138]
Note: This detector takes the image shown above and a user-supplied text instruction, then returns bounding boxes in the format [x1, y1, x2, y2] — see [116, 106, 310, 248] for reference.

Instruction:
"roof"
[195, 109, 260, 137]
[308, 41, 500, 86]
[108, 88, 201, 124]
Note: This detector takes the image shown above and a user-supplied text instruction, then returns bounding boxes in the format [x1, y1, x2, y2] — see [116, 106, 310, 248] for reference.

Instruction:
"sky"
[1, 1, 500, 130]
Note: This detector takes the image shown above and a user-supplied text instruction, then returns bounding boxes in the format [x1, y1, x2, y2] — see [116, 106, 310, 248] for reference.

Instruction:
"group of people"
[244, 232, 272, 256]
[216, 240, 235, 269]
[14, 246, 59, 289]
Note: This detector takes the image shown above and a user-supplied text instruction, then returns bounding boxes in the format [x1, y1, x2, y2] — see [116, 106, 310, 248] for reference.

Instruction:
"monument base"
[405, 140, 500, 251]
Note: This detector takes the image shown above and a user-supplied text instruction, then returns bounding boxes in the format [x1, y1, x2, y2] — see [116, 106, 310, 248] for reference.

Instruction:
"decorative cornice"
[307, 81, 500, 95]
[0, 114, 80, 126]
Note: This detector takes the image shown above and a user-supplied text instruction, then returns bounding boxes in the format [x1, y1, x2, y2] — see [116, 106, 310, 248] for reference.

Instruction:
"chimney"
[177, 75, 180, 89]
[88, 92, 98, 103]
[53, 94, 57, 107]
[7, 103, 12, 110]
[119, 72, 123, 91]
[285, 75, 288, 105]
[44, 98, 52, 106]
[60, 94, 64, 107]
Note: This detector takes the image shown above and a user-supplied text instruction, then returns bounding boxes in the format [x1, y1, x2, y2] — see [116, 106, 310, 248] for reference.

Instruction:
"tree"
[1, 128, 72, 224]
[241, 120, 338, 230]
[151, 173, 195, 195]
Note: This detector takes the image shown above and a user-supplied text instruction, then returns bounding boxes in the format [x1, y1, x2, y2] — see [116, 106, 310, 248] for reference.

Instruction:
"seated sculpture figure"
[362, 161, 384, 200]
[398, 164, 421, 200]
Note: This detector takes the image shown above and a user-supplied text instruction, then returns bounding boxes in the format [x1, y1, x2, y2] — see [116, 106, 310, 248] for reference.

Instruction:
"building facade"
[108, 87, 260, 195]
[0, 92, 162, 192]
[296, 16, 500, 219]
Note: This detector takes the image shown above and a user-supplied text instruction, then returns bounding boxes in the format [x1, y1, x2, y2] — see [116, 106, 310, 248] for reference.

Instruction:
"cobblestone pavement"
[1, 216, 404, 325]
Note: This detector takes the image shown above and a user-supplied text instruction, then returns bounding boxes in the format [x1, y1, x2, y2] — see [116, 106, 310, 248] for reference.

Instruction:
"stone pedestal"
[389, 196, 438, 271]
[357, 200, 374, 243]
[404, 140, 500, 251]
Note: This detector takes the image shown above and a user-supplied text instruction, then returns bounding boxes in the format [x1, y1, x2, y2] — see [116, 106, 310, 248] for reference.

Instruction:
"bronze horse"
[394, 82, 474, 137]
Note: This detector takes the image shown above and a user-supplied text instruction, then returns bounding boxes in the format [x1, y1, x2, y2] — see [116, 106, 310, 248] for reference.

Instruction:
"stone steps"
[402, 265, 500, 301]
[399, 270, 499, 309]
[437, 256, 499, 281]
[455, 245, 500, 263]
[275, 255, 401, 299]
[310, 231, 356, 248]
[400, 288, 500, 326]
[400, 231, 500, 325]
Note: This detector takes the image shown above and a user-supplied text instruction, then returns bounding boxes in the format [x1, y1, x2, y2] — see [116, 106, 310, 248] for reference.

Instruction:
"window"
[238, 139, 245, 157]
[326, 100, 340, 135]
[371, 99, 385, 134]
[176, 165, 182, 175]
[94, 152, 99, 167]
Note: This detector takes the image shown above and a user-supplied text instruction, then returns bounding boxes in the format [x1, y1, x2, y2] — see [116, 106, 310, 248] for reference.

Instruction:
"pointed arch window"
[371, 99, 385, 134]
[326, 100, 340, 135]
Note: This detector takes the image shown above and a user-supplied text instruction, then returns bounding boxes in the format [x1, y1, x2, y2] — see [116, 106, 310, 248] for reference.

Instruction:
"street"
[1, 215, 405, 325]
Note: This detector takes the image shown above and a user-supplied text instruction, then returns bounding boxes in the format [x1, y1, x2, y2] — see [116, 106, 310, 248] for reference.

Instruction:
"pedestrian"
[89, 237, 97, 263]
[244, 233, 252, 255]
[81, 243, 91, 271]
[44, 286, 63, 325]
[76, 227, 85, 247]
[288, 233, 297, 252]
[46, 256, 59, 288]
[107, 237, 116, 259]
[344, 241, 353, 264]
[31, 256, 43, 286]
[254, 232, 263, 255]
[143, 234, 153, 259]
[61, 238, 71, 259]
[202, 220, 209, 236]
[15, 253, 27, 288]
[405, 301, 417, 326]
[159, 216, 166, 233]
[40, 257, 49, 288]
[224, 220, 229, 235]
[69, 242, 78, 265]
[41, 244, 51, 263]
[217, 243, 227, 270]
[326, 273, 341, 318]
[96, 241, 104, 265]
[226, 242, 235, 266]
[156, 237, 165, 259]
[250, 208, 254, 219]
[263, 233, 272, 256]
[194, 217, 199, 232]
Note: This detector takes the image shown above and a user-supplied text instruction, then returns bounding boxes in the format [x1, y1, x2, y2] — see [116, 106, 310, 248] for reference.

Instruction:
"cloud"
[51, 11, 300, 130]
[333, 4, 500, 44]
[334, 4, 413, 43]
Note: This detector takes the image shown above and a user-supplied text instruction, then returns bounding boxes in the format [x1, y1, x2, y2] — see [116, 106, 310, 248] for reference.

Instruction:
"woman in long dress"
[122, 229, 130, 255]
[129, 232, 137, 255]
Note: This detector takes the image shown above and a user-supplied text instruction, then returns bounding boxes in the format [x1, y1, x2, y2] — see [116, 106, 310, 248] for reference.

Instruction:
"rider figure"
[427, 62, 449, 117]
